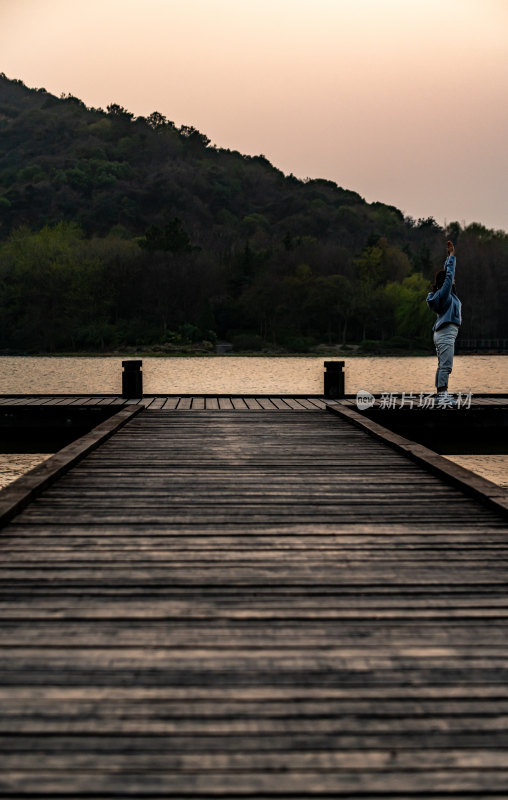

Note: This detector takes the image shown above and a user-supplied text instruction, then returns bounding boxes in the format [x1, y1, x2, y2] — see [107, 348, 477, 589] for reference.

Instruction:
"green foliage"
[231, 333, 266, 351]
[179, 125, 210, 148]
[0, 73, 507, 352]
[283, 335, 318, 353]
[355, 238, 411, 287]
[241, 213, 270, 235]
[358, 339, 385, 353]
[177, 323, 202, 343]
[87, 118, 112, 137]
[384, 273, 430, 339]
[138, 218, 195, 253]
[107, 103, 134, 121]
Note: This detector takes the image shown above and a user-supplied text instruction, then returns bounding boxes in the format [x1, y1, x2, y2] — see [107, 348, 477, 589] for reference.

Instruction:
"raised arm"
[434, 242, 456, 306]
[444, 240, 456, 278]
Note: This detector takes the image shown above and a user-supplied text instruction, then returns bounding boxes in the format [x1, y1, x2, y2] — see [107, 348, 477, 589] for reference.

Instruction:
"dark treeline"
[1, 73, 507, 353]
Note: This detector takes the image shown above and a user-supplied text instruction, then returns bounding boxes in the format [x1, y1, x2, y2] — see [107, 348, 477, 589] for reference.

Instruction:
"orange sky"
[1, 0, 507, 230]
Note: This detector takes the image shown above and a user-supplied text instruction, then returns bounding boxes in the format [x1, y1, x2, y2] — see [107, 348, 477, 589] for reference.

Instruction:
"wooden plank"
[231, 397, 248, 409]
[2, 749, 508, 771]
[65, 396, 99, 405]
[80, 396, 107, 405]
[205, 397, 219, 410]
[159, 397, 179, 409]
[2, 622, 508, 646]
[29, 396, 63, 405]
[304, 396, 328, 409]
[4, 682, 508, 700]
[296, 397, 323, 409]
[256, 398, 277, 409]
[191, 396, 205, 409]
[4, 768, 508, 794]
[269, 397, 293, 409]
[283, 397, 315, 409]
[218, 397, 234, 410]
[45, 396, 77, 405]
[145, 397, 167, 410]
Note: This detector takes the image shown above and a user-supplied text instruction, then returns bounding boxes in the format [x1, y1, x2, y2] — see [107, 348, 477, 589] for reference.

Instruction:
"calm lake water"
[1, 354, 508, 395]
[1, 355, 507, 490]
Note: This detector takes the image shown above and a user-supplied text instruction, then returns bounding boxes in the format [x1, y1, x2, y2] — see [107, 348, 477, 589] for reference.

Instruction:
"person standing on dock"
[426, 240, 462, 403]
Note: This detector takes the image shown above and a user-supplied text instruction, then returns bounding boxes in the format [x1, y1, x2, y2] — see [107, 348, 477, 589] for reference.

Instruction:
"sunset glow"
[1, 0, 507, 229]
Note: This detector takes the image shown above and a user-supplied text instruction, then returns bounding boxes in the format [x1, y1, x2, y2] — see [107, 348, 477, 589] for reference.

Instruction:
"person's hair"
[432, 270, 446, 292]
[432, 269, 456, 293]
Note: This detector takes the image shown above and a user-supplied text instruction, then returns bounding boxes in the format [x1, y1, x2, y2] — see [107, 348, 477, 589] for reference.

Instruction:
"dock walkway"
[0, 394, 329, 410]
[1, 392, 507, 409]
[1, 404, 508, 795]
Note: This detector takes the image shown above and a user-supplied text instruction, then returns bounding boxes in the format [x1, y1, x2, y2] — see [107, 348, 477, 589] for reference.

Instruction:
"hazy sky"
[1, 0, 507, 230]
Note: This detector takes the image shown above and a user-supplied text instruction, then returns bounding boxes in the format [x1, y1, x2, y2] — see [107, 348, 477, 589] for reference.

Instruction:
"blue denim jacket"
[426, 255, 462, 331]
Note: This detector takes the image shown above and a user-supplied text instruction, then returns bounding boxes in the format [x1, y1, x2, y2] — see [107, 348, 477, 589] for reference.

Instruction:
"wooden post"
[324, 360, 345, 398]
[122, 360, 143, 399]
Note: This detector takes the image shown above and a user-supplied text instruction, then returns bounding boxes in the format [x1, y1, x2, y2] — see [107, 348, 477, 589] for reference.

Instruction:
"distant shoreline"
[2, 350, 507, 359]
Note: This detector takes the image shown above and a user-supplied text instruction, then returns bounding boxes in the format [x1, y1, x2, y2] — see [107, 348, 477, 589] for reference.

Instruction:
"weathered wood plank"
[177, 397, 192, 410]
[255, 397, 277, 409]
[304, 396, 328, 409]
[161, 397, 180, 409]
[295, 397, 323, 409]
[145, 397, 167, 409]
[231, 397, 248, 409]
[3, 768, 508, 795]
[269, 397, 292, 409]
[2, 623, 507, 647]
[279, 397, 309, 409]
[218, 397, 234, 409]
[3, 749, 508, 770]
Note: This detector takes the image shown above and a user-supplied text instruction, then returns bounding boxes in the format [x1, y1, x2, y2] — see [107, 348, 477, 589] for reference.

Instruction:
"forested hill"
[0, 72, 507, 353]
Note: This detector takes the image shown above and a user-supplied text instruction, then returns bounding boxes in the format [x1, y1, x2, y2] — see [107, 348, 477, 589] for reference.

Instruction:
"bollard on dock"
[323, 361, 345, 398]
[122, 360, 143, 399]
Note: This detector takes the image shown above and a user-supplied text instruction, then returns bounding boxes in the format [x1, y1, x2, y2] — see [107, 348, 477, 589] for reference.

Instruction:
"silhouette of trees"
[139, 218, 195, 253]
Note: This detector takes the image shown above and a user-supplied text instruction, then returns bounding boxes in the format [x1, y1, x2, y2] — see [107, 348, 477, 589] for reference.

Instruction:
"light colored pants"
[433, 323, 459, 389]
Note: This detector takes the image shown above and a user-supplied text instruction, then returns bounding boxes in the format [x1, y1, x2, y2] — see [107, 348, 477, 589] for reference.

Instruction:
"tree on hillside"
[138, 218, 196, 253]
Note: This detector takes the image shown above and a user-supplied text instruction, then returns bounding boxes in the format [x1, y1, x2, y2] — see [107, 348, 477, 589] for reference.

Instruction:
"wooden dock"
[1, 398, 508, 796]
[1, 392, 507, 410]
[0, 394, 329, 410]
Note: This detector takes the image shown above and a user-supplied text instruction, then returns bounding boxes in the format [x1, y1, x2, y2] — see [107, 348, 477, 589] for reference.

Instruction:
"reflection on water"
[444, 455, 508, 489]
[0, 354, 507, 395]
[0, 454, 52, 490]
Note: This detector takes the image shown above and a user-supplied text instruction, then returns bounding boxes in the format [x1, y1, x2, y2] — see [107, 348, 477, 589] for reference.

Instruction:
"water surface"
[1, 355, 507, 395]
[444, 455, 508, 489]
[0, 454, 52, 490]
